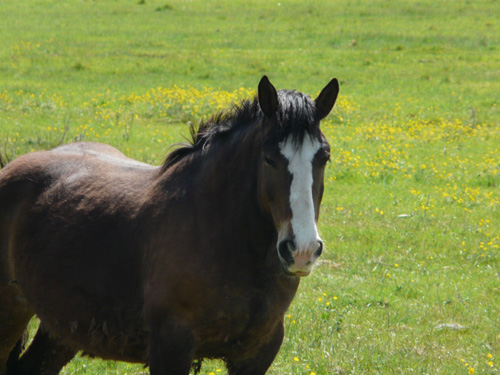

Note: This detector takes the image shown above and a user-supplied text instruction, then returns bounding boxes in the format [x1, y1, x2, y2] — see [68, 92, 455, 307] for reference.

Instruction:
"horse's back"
[51, 142, 156, 170]
[0, 142, 158, 248]
[0, 142, 157, 190]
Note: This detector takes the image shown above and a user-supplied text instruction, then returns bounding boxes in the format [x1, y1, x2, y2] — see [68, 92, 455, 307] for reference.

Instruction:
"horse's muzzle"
[277, 238, 323, 277]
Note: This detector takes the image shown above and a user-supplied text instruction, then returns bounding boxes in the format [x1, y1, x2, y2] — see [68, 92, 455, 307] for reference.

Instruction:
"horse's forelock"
[274, 90, 320, 147]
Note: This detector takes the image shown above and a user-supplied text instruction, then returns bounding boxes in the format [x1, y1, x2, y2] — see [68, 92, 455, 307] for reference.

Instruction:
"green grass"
[1, 0, 499, 374]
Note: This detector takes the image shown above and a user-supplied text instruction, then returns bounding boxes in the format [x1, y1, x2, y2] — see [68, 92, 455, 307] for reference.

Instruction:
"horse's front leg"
[226, 321, 285, 375]
[148, 317, 196, 375]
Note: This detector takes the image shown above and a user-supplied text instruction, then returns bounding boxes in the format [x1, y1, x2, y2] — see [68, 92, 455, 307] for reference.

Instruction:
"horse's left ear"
[258, 75, 278, 118]
[315, 78, 339, 121]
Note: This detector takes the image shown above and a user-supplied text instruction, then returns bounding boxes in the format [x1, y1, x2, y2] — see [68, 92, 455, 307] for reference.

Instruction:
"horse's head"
[257, 76, 339, 277]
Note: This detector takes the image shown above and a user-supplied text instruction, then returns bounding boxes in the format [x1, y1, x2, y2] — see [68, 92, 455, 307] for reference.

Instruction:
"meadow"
[0, 0, 499, 374]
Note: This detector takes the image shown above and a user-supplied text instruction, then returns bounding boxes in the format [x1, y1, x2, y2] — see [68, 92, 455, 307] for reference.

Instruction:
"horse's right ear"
[258, 76, 278, 118]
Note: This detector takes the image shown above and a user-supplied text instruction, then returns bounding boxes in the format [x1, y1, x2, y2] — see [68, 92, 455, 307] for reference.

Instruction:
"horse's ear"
[315, 78, 339, 121]
[258, 75, 278, 118]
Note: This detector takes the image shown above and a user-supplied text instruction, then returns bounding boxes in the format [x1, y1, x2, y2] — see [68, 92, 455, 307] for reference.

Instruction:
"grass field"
[1, 0, 499, 374]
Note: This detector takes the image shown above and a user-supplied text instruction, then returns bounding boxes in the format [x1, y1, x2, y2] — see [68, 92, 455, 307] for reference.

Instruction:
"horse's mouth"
[293, 270, 311, 277]
[279, 260, 310, 278]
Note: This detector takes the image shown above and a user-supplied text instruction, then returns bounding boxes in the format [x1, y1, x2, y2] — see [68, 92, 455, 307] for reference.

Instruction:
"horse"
[0, 76, 339, 375]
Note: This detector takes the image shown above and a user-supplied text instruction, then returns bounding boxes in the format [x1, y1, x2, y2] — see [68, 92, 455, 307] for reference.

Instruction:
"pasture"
[0, 0, 498, 374]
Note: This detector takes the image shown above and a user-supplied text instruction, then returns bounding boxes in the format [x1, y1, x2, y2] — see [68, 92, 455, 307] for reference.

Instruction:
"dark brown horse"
[0, 76, 339, 375]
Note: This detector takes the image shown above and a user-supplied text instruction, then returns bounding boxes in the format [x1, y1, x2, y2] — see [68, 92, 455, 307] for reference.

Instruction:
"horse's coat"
[0, 76, 339, 375]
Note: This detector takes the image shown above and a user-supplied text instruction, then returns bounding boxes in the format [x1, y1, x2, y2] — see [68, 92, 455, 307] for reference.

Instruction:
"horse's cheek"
[258, 171, 274, 215]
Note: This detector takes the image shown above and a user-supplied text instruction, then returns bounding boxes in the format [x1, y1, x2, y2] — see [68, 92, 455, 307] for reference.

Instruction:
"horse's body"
[0, 77, 339, 375]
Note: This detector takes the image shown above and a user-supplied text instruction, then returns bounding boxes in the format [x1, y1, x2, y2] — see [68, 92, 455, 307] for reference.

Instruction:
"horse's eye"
[318, 154, 331, 166]
[264, 156, 277, 168]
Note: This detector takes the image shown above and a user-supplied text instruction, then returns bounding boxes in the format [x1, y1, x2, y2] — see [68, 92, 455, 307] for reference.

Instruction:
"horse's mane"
[160, 90, 318, 172]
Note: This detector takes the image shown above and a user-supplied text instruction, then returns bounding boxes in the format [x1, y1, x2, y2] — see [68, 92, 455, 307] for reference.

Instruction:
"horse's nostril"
[314, 241, 323, 258]
[286, 239, 297, 253]
[278, 240, 295, 265]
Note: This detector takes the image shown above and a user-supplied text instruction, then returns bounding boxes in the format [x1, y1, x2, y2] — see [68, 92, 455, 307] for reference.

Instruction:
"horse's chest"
[194, 289, 288, 356]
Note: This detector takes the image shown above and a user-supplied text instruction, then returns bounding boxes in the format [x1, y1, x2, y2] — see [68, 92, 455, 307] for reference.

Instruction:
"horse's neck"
[197, 129, 265, 225]
[159, 126, 271, 240]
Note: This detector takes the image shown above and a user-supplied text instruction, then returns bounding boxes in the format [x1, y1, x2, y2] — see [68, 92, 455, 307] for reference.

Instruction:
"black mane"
[161, 89, 318, 171]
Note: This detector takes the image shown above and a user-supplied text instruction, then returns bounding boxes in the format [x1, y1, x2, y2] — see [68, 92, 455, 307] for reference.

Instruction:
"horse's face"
[258, 76, 339, 277]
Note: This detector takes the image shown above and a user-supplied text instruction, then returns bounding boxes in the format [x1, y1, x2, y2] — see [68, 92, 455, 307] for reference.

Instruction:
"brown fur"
[0, 77, 338, 375]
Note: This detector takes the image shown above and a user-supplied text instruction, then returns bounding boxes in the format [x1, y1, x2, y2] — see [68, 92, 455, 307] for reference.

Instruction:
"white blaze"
[279, 134, 321, 252]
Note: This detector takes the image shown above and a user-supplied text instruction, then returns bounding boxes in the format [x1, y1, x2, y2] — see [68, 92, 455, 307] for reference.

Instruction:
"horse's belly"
[34, 302, 149, 363]
[78, 325, 149, 363]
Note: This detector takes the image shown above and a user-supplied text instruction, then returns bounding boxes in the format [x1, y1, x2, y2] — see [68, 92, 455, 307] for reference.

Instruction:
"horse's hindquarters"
[0, 179, 39, 373]
[0, 149, 155, 365]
